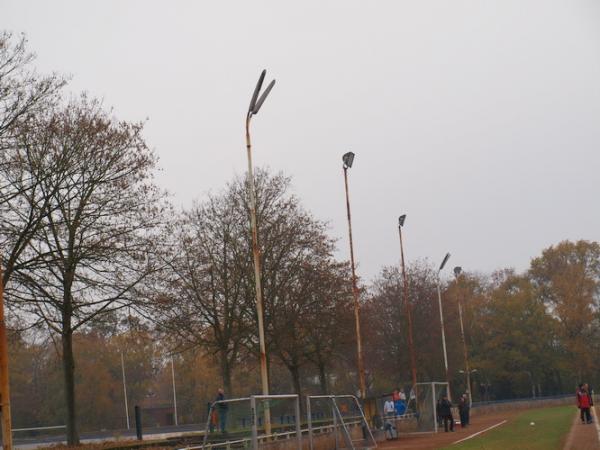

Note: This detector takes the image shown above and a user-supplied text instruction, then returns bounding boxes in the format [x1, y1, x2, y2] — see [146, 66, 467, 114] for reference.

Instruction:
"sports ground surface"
[24, 405, 600, 450]
[379, 405, 600, 450]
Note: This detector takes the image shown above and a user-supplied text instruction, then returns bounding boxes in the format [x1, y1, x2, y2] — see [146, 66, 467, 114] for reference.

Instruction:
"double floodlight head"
[248, 69, 276, 116]
[439, 252, 451, 272]
[398, 214, 407, 228]
[343, 151, 355, 169]
[454, 266, 462, 277]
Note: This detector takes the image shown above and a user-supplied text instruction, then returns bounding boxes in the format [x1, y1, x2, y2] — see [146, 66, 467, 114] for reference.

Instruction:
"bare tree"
[0, 32, 66, 287]
[0, 31, 65, 142]
[5, 96, 167, 445]
[153, 191, 253, 395]
[303, 262, 354, 394]
[274, 259, 352, 396]
[230, 170, 350, 396]
[0, 113, 78, 289]
[363, 261, 448, 388]
[153, 169, 353, 397]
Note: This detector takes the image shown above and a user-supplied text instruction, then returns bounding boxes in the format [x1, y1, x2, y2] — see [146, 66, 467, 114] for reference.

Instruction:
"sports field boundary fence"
[471, 393, 577, 416]
[306, 394, 376, 450]
[196, 394, 301, 450]
[180, 393, 377, 450]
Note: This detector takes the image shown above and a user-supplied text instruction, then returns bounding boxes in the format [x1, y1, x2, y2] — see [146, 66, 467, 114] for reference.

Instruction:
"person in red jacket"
[576, 384, 584, 423]
[577, 383, 594, 424]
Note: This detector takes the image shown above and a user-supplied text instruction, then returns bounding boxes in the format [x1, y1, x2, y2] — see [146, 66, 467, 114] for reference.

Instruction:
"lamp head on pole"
[248, 69, 276, 116]
[398, 214, 407, 228]
[454, 266, 462, 277]
[439, 252, 451, 272]
[343, 151, 355, 169]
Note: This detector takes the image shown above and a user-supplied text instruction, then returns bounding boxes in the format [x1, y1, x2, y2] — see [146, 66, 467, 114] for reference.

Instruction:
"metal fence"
[471, 392, 574, 408]
[181, 393, 377, 450]
[195, 394, 301, 450]
[306, 395, 376, 450]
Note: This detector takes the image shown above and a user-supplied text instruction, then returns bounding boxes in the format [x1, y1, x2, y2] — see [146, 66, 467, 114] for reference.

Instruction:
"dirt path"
[377, 411, 518, 450]
[562, 407, 600, 450]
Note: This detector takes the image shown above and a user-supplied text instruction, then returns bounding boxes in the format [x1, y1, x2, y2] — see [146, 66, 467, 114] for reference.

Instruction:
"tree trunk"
[288, 364, 304, 416]
[62, 328, 79, 445]
[556, 370, 564, 393]
[290, 365, 302, 397]
[318, 362, 328, 395]
[220, 353, 233, 396]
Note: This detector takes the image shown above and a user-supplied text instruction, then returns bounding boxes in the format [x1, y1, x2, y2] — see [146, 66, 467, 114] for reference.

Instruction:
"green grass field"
[440, 405, 574, 450]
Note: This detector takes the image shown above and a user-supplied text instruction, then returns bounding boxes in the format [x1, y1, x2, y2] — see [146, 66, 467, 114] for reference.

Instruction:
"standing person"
[383, 397, 397, 440]
[439, 395, 454, 432]
[216, 388, 229, 433]
[576, 384, 585, 424]
[383, 397, 396, 417]
[408, 387, 416, 413]
[458, 394, 470, 428]
[392, 388, 401, 415]
[399, 389, 407, 415]
[577, 384, 593, 424]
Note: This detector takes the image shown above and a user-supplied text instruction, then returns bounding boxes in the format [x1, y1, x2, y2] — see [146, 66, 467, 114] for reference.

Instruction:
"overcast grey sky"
[3, 0, 600, 281]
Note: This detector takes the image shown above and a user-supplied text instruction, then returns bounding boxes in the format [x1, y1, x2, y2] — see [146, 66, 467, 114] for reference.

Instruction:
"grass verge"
[440, 405, 573, 450]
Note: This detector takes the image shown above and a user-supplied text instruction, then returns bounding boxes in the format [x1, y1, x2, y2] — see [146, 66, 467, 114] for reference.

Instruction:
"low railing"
[188, 420, 363, 450]
[472, 393, 574, 407]
[11, 424, 67, 441]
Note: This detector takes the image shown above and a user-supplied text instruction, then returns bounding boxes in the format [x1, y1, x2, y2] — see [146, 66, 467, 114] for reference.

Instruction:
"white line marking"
[452, 420, 508, 445]
[592, 406, 600, 442]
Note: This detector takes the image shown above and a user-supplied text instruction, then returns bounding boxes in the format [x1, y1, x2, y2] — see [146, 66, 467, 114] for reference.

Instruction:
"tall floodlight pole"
[436, 252, 451, 400]
[342, 151, 367, 400]
[0, 263, 13, 450]
[459, 369, 477, 405]
[398, 215, 417, 392]
[171, 355, 178, 426]
[454, 266, 472, 407]
[120, 351, 130, 430]
[246, 69, 275, 434]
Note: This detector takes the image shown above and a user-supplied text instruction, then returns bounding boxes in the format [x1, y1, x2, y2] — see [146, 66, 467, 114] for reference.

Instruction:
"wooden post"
[0, 263, 13, 450]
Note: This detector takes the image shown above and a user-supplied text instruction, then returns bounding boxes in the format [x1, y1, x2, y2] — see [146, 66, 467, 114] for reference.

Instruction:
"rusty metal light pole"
[342, 151, 367, 400]
[454, 266, 472, 407]
[398, 215, 417, 393]
[246, 69, 275, 435]
[436, 252, 451, 400]
[0, 263, 13, 450]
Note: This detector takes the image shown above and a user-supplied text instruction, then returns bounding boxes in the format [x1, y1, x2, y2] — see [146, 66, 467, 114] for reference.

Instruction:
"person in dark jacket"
[436, 398, 442, 427]
[216, 388, 229, 433]
[458, 394, 470, 427]
[439, 395, 454, 432]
